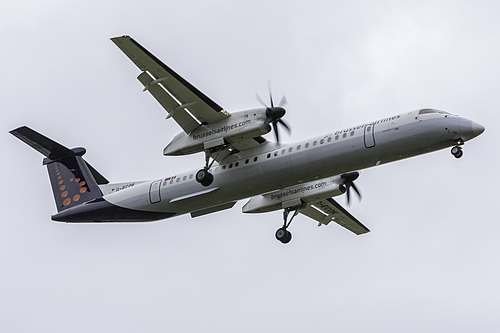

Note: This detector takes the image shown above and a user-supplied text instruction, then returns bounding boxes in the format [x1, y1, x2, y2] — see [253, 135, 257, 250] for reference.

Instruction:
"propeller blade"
[341, 172, 361, 205]
[267, 81, 274, 108]
[278, 119, 291, 134]
[351, 182, 361, 199]
[256, 92, 267, 108]
[257, 82, 290, 143]
[278, 95, 288, 107]
[272, 121, 280, 143]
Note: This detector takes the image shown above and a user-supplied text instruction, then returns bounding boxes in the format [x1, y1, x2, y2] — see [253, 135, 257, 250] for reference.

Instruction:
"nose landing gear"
[451, 146, 463, 158]
[451, 139, 464, 159]
[450, 139, 464, 159]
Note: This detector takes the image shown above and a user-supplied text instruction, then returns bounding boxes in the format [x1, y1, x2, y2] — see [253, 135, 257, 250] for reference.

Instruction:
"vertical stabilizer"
[10, 126, 108, 212]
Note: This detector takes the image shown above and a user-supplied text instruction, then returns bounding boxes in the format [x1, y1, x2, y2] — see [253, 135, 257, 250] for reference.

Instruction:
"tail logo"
[54, 165, 89, 207]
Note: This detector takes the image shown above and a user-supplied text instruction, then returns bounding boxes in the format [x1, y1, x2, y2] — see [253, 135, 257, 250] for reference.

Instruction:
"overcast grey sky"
[1, 0, 498, 332]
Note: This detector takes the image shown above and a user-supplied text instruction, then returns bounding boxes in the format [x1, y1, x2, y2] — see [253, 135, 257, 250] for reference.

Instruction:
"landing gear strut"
[275, 207, 299, 244]
[195, 146, 226, 187]
[451, 139, 464, 159]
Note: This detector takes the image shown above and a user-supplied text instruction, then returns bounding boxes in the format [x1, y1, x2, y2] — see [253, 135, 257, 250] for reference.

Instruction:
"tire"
[275, 228, 292, 244]
[196, 169, 208, 183]
[275, 227, 287, 241]
[200, 172, 214, 186]
[282, 230, 292, 244]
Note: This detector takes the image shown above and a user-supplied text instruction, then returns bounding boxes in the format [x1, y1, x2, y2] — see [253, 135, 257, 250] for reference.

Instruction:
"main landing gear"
[196, 146, 226, 187]
[451, 139, 464, 159]
[195, 168, 214, 186]
[275, 207, 300, 244]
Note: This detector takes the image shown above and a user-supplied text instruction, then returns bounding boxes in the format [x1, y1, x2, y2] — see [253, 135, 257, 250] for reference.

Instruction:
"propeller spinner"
[340, 172, 362, 205]
[256, 82, 291, 143]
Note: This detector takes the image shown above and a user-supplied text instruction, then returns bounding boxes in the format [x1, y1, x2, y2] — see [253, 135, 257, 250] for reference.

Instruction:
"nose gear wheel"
[451, 145, 463, 158]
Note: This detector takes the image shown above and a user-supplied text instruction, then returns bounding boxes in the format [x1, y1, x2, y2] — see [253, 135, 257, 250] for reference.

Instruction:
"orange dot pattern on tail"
[54, 165, 89, 207]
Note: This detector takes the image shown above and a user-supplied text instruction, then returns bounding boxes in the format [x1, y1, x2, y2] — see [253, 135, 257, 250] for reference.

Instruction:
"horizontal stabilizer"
[10, 126, 109, 212]
[10, 126, 109, 184]
[10, 126, 74, 160]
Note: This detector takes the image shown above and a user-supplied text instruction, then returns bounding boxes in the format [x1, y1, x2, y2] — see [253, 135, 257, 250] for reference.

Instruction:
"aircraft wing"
[111, 35, 230, 134]
[300, 198, 370, 235]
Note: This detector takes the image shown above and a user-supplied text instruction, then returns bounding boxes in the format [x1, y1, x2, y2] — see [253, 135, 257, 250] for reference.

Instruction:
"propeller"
[256, 81, 291, 143]
[340, 172, 362, 205]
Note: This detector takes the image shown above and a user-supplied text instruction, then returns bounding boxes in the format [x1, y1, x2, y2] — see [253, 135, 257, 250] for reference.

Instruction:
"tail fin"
[10, 126, 109, 212]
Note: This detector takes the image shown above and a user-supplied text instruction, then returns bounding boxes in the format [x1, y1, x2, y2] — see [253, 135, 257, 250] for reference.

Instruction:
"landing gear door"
[149, 180, 162, 204]
[364, 123, 375, 148]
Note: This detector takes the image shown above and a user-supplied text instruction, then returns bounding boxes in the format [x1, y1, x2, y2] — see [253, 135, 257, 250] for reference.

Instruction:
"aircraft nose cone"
[471, 121, 485, 137]
[458, 118, 485, 141]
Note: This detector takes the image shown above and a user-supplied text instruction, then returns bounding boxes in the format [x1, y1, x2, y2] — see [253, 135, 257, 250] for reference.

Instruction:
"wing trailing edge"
[111, 35, 230, 134]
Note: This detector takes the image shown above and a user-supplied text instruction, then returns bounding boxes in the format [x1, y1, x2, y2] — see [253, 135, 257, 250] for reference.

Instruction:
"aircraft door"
[149, 180, 162, 204]
[364, 123, 376, 148]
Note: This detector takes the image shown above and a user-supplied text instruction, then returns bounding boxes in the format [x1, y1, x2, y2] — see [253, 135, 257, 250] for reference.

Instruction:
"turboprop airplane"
[10, 35, 485, 244]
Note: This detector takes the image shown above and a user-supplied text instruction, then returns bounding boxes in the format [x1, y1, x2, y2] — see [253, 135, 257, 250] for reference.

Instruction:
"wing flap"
[300, 198, 370, 235]
[137, 72, 200, 134]
[227, 136, 267, 152]
[190, 201, 237, 218]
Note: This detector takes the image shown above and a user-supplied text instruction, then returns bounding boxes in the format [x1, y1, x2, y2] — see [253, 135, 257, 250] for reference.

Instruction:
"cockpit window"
[418, 109, 450, 115]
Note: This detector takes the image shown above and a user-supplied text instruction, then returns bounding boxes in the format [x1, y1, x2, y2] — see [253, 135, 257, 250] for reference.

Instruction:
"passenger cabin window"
[320, 139, 324, 144]
[313, 141, 317, 146]
[305, 143, 309, 148]
[297, 145, 301, 150]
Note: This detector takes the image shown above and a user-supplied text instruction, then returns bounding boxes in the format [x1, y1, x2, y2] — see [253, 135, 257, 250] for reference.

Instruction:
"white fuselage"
[87, 109, 482, 221]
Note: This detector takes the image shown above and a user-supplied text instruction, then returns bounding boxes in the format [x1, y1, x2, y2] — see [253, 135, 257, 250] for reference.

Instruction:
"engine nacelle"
[242, 176, 346, 214]
[163, 108, 270, 156]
